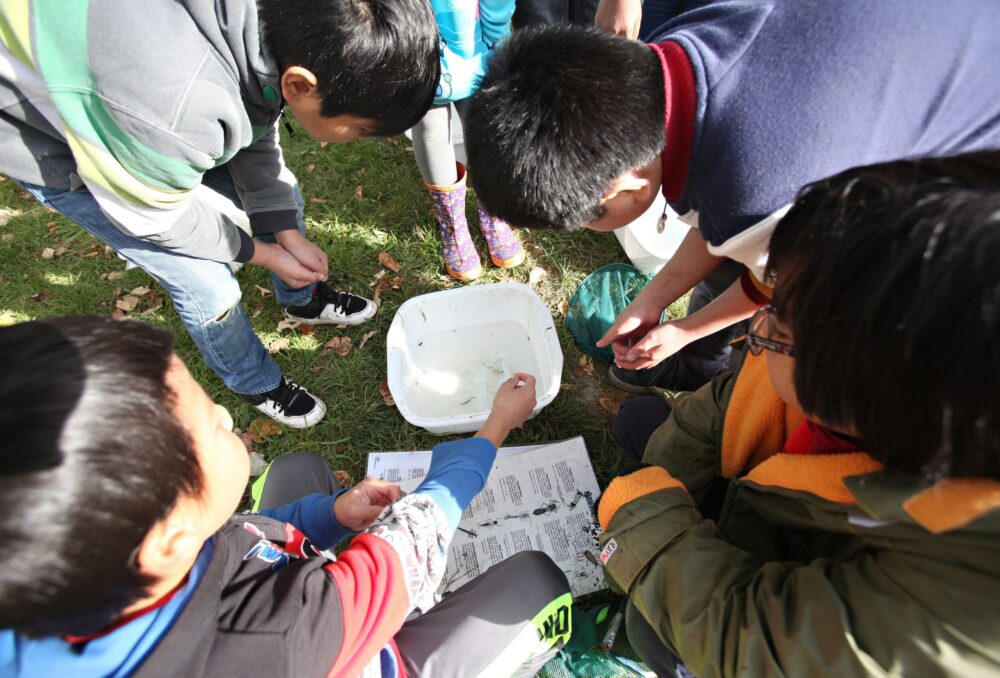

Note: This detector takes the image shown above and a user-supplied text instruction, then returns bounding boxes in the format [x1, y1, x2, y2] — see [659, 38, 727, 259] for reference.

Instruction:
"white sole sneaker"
[252, 396, 326, 429]
[285, 298, 377, 326]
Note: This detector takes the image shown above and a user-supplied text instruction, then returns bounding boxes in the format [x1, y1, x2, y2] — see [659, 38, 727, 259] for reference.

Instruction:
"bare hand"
[492, 373, 537, 430]
[477, 374, 537, 447]
[596, 293, 665, 358]
[594, 0, 642, 38]
[334, 477, 404, 531]
[611, 320, 693, 370]
[250, 241, 326, 289]
[275, 229, 329, 279]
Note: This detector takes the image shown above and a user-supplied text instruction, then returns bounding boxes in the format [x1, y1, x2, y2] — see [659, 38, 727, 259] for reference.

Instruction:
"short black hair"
[0, 317, 203, 637]
[258, 0, 440, 136]
[464, 27, 665, 229]
[766, 151, 1000, 480]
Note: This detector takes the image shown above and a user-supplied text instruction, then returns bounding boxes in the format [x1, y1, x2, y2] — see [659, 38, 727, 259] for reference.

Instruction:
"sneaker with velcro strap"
[242, 377, 326, 429]
[284, 281, 376, 326]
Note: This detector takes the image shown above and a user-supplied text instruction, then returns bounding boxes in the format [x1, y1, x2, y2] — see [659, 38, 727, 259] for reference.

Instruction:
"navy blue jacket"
[651, 0, 1000, 247]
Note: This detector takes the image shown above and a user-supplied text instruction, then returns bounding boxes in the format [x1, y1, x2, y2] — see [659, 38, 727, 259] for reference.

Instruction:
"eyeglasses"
[746, 306, 797, 357]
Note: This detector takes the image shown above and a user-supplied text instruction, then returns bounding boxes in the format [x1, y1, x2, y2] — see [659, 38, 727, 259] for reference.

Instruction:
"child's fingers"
[359, 478, 404, 504]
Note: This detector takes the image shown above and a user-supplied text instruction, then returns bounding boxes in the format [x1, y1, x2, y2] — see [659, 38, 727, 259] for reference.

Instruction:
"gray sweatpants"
[255, 453, 572, 677]
[411, 99, 470, 186]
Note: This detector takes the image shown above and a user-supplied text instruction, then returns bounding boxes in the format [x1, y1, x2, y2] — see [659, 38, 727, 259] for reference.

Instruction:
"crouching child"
[0, 317, 571, 676]
[599, 152, 1000, 676]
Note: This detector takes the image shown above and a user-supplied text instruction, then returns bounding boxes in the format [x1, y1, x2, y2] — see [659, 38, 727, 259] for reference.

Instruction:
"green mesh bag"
[566, 264, 652, 364]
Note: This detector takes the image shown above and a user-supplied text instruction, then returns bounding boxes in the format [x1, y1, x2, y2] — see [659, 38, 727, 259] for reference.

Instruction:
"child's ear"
[601, 170, 652, 204]
[135, 513, 203, 580]
[280, 66, 319, 102]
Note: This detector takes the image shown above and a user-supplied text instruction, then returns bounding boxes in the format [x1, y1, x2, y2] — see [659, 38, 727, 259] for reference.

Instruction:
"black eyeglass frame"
[746, 306, 797, 357]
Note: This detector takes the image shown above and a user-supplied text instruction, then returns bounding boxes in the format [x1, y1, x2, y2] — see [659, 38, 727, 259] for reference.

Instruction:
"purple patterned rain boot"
[477, 199, 524, 269]
[426, 163, 481, 281]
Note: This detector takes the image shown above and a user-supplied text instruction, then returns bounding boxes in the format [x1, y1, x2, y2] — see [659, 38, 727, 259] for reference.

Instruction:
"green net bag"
[566, 264, 652, 364]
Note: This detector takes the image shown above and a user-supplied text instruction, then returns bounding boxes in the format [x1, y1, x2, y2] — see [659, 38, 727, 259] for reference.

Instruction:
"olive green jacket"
[597, 353, 1000, 677]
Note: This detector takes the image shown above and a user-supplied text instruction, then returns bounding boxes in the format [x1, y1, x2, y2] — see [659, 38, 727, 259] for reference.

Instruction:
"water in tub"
[404, 320, 542, 418]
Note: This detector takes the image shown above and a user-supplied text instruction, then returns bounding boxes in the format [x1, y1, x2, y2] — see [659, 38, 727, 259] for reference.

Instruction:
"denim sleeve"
[258, 489, 353, 550]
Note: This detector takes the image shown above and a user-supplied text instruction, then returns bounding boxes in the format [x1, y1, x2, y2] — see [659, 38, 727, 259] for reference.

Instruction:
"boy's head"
[764, 152, 1000, 479]
[0, 317, 248, 637]
[464, 27, 665, 230]
[258, 0, 440, 142]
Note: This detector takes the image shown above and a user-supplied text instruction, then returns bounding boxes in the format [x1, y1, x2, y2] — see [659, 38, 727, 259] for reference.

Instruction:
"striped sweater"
[0, 0, 301, 263]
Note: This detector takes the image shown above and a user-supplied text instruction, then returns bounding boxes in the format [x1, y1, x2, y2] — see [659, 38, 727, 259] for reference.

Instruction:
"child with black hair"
[464, 1, 1000, 394]
[597, 152, 1000, 676]
[0, 0, 441, 429]
[0, 316, 572, 676]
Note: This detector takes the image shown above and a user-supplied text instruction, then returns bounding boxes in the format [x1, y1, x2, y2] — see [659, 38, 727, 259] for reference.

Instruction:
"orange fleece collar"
[722, 353, 1000, 532]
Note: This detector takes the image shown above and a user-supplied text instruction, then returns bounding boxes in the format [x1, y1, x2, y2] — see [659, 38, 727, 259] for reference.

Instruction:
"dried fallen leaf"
[319, 141, 329, 149]
[0, 233, 12, 241]
[578, 354, 595, 374]
[40, 247, 55, 259]
[357, 330, 376, 349]
[82, 247, 101, 258]
[111, 308, 125, 319]
[255, 285, 273, 297]
[528, 266, 546, 287]
[307, 163, 316, 173]
[238, 431, 258, 452]
[250, 303, 265, 318]
[276, 318, 300, 333]
[353, 185, 364, 200]
[333, 470, 353, 487]
[249, 417, 283, 438]
[324, 335, 352, 356]
[142, 296, 165, 313]
[560, 383, 577, 391]
[268, 337, 290, 354]
[299, 324, 315, 337]
[309, 196, 327, 204]
[598, 392, 623, 416]
[130, 285, 151, 296]
[115, 295, 140, 312]
[104, 270, 125, 281]
[559, 299, 569, 315]
[379, 380, 395, 407]
[386, 136, 402, 146]
[54, 246, 68, 256]
[377, 251, 401, 272]
[404, 145, 414, 152]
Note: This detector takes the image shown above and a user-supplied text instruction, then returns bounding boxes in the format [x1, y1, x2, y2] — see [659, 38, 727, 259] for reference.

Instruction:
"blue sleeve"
[257, 489, 353, 550]
[478, 0, 515, 47]
[413, 437, 497, 531]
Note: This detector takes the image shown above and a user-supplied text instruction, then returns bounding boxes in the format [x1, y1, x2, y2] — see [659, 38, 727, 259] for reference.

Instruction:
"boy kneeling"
[0, 318, 571, 676]
[600, 152, 1000, 676]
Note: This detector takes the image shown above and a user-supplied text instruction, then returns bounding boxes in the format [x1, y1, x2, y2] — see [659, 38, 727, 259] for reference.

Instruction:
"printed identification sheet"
[366, 437, 605, 597]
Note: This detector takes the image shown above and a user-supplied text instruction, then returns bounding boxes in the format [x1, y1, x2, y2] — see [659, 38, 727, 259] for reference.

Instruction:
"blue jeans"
[19, 167, 314, 395]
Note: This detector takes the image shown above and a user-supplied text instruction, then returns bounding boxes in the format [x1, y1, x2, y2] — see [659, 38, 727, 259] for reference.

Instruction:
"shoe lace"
[319, 285, 355, 314]
[270, 378, 309, 413]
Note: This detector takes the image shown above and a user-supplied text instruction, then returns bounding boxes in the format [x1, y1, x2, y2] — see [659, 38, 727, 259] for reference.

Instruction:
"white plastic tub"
[386, 282, 563, 434]
[613, 192, 688, 275]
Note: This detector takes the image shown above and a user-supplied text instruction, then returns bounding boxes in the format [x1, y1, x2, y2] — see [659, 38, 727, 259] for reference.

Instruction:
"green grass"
[0, 126, 687, 488]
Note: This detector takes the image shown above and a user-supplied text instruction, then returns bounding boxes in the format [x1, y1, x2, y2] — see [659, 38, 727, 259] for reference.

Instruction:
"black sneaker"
[607, 356, 710, 395]
[242, 377, 327, 429]
[284, 281, 376, 326]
